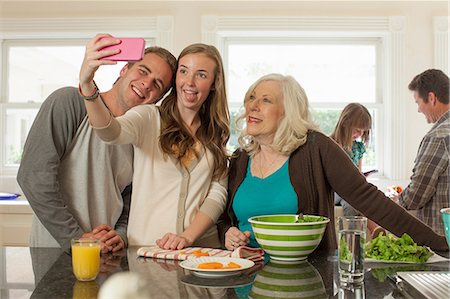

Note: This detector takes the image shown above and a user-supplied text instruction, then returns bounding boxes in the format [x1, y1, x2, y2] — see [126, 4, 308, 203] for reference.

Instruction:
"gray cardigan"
[218, 131, 448, 252]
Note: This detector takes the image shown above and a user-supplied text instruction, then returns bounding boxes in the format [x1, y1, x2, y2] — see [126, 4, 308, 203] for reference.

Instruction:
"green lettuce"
[339, 238, 352, 262]
[296, 215, 326, 223]
[365, 233, 433, 263]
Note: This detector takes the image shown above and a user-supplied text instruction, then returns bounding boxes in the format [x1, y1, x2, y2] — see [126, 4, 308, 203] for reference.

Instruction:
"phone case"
[100, 38, 145, 61]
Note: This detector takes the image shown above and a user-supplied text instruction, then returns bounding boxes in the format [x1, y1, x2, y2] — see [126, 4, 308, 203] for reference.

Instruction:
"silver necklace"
[258, 152, 280, 178]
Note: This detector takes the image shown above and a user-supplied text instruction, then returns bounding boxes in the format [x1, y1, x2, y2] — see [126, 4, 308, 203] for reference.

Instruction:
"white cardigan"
[94, 105, 227, 246]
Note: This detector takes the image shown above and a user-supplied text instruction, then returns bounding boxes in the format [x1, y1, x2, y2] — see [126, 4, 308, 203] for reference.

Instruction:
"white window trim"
[434, 16, 449, 74]
[0, 16, 174, 176]
[202, 15, 406, 179]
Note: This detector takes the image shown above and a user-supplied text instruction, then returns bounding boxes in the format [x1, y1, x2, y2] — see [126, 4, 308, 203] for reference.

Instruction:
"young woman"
[330, 103, 371, 217]
[79, 36, 230, 249]
[330, 103, 384, 237]
[330, 103, 371, 171]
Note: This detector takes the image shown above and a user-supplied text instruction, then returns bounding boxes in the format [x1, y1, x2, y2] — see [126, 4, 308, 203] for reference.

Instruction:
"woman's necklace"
[257, 151, 283, 179]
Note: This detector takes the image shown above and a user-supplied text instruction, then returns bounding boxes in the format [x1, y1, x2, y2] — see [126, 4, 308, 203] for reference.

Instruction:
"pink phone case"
[100, 38, 145, 61]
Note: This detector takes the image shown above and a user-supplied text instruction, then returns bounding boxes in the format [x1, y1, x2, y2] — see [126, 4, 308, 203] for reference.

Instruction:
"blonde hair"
[159, 43, 230, 179]
[330, 103, 372, 152]
[237, 73, 318, 156]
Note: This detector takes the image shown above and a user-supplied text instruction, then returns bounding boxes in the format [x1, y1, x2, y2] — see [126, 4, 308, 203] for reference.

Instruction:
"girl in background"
[331, 103, 384, 238]
[330, 103, 371, 174]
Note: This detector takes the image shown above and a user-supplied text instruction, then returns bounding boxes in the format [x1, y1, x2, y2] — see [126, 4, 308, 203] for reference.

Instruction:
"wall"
[0, 0, 448, 181]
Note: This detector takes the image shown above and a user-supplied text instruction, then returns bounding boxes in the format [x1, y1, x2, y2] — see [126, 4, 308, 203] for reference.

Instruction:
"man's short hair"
[127, 46, 177, 95]
[408, 69, 449, 104]
[142, 47, 177, 77]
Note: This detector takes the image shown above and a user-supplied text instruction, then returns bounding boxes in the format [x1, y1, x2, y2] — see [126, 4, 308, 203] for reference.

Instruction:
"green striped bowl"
[248, 214, 330, 261]
[249, 260, 327, 299]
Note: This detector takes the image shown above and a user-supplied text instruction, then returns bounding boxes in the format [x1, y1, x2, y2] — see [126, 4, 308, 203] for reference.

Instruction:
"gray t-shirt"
[17, 87, 133, 252]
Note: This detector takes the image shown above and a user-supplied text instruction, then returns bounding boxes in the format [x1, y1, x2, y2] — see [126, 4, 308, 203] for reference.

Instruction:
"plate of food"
[365, 233, 448, 264]
[179, 257, 255, 278]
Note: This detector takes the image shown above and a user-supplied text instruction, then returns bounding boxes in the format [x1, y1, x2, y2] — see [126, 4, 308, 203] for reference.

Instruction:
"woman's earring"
[242, 135, 254, 147]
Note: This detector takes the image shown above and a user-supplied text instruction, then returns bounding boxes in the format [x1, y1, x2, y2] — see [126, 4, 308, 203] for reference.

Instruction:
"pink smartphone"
[100, 38, 145, 61]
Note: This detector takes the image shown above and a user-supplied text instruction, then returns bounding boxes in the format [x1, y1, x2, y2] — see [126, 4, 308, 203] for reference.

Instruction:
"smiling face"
[245, 80, 285, 144]
[115, 52, 173, 110]
[175, 53, 216, 114]
[413, 90, 439, 123]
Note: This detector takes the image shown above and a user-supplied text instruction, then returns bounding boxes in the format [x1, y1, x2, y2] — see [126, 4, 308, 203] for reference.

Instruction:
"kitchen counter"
[0, 200, 32, 246]
[0, 199, 32, 213]
[1, 246, 449, 298]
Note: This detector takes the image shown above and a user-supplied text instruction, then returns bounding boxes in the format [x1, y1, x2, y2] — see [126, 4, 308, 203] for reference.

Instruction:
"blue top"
[350, 140, 366, 166]
[232, 158, 298, 248]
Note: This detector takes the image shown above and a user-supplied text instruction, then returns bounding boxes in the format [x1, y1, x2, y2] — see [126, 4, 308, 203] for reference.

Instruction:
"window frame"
[202, 15, 407, 179]
[433, 16, 449, 74]
[0, 16, 174, 175]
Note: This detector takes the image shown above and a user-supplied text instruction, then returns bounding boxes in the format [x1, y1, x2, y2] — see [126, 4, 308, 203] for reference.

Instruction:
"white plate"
[179, 257, 255, 278]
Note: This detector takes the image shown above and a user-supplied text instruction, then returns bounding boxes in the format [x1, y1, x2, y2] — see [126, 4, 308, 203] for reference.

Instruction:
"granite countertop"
[1, 246, 449, 298]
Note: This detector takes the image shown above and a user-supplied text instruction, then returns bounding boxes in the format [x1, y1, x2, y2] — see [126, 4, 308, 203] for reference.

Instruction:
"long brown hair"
[159, 43, 230, 178]
[330, 103, 371, 152]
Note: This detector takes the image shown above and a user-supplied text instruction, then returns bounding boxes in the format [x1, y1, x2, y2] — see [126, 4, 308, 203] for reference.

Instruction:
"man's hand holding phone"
[79, 34, 122, 90]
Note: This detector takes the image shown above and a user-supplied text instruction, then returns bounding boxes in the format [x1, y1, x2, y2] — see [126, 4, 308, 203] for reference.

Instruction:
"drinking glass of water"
[337, 216, 367, 284]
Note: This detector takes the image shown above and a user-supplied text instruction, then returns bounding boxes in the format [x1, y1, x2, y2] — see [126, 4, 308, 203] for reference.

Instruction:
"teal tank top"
[232, 158, 298, 248]
[350, 140, 366, 166]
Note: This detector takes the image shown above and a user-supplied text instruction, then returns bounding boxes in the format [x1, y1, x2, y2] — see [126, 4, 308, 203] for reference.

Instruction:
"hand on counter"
[156, 232, 192, 250]
[225, 227, 251, 250]
[82, 224, 125, 253]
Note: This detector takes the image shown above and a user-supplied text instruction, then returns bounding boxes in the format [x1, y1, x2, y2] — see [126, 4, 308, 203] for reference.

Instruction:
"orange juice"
[71, 239, 100, 281]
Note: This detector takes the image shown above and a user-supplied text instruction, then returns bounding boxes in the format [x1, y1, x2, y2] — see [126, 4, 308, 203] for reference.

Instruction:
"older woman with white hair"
[217, 73, 448, 253]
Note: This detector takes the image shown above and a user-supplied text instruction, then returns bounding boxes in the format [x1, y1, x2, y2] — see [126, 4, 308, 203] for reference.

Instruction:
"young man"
[397, 69, 450, 235]
[17, 34, 176, 254]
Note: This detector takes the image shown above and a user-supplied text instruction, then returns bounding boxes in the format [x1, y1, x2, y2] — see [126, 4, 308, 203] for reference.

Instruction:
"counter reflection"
[249, 260, 327, 298]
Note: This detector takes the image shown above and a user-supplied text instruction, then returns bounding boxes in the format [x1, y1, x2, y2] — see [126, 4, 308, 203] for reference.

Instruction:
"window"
[225, 40, 381, 171]
[1, 40, 128, 170]
[203, 15, 408, 178]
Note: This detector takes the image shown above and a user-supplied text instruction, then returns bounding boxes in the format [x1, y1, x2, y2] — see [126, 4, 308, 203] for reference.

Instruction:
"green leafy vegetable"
[339, 237, 352, 262]
[365, 233, 433, 263]
[296, 215, 326, 223]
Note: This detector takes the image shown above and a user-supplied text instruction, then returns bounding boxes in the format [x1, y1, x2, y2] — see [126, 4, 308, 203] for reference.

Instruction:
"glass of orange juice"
[71, 239, 101, 281]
